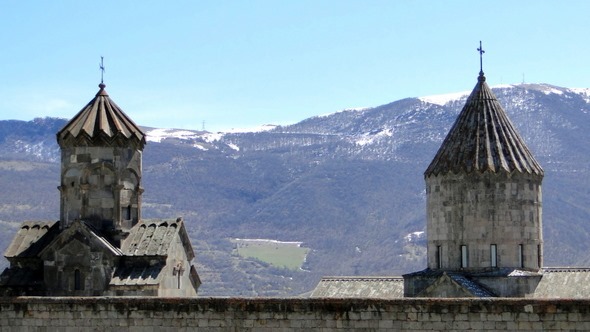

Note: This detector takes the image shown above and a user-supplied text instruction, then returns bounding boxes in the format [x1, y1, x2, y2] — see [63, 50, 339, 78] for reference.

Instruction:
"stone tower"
[1, 80, 200, 296]
[56, 82, 146, 243]
[404, 51, 545, 296]
[423, 71, 544, 272]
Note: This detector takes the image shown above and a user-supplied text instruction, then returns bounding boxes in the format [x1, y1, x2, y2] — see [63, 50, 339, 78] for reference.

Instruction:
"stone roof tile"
[310, 276, 404, 298]
[425, 72, 543, 177]
[35, 220, 123, 258]
[3, 221, 58, 258]
[123, 219, 187, 257]
[109, 264, 163, 286]
[534, 268, 590, 298]
[447, 273, 495, 297]
[56, 83, 145, 149]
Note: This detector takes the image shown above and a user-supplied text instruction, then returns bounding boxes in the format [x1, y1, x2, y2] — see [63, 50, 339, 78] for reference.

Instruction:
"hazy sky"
[1, 1, 589, 132]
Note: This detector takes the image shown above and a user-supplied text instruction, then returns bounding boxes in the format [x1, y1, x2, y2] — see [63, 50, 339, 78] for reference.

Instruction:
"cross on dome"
[477, 41, 485, 75]
[99, 56, 105, 87]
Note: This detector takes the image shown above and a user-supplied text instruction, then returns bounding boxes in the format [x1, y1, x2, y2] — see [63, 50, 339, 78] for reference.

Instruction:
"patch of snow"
[193, 144, 208, 151]
[146, 128, 200, 143]
[227, 143, 240, 151]
[202, 132, 224, 143]
[491, 84, 515, 89]
[419, 84, 520, 106]
[317, 107, 371, 118]
[222, 124, 277, 133]
[570, 88, 590, 103]
[355, 128, 393, 146]
[419, 91, 470, 106]
[542, 87, 564, 95]
[404, 231, 425, 242]
[146, 125, 277, 143]
[569, 87, 590, 94]
[517, 83, 570, 96]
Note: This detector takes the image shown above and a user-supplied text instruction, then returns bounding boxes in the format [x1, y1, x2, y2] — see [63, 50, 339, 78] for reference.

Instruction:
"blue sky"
[1, 1, 589, 132]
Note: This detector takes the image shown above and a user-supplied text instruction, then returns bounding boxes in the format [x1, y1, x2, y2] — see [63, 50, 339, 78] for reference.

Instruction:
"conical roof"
[425, 72, 543, 177]
[57, 83, 146, 149]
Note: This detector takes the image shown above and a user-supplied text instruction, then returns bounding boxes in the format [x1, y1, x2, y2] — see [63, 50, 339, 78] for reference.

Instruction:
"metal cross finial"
[99, 56, 105, 84]
[477, 41, 485, 74]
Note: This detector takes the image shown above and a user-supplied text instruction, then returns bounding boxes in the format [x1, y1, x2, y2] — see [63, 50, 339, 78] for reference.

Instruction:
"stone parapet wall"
[1, 297, 590, 331]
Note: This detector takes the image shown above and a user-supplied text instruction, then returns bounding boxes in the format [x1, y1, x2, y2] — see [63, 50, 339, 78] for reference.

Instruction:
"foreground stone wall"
[1, 297, 590, 331]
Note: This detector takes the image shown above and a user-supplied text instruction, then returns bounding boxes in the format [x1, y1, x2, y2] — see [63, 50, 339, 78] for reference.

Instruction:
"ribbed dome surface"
[57, 84, 145, 149]
[425, 73, 543, 177]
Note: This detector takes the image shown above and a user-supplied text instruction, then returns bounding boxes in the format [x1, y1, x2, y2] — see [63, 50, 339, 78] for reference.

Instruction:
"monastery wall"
[1, 297, 590, 331]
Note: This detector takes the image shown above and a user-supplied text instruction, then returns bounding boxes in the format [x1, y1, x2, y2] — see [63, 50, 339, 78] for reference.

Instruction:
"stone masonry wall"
[426, 172, 542, 270]
[1, 297, 590, 331]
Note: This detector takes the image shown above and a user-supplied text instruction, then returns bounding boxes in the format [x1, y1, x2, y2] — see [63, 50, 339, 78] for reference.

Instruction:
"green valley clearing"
[231, 238, 310, 270]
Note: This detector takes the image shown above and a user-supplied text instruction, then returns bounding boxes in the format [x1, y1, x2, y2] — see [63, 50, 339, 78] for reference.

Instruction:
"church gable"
[417, 273, 495, 298]
[38, 221, 121, 296]
[120, 218, 199, 296]
[39, 220, 122, 260]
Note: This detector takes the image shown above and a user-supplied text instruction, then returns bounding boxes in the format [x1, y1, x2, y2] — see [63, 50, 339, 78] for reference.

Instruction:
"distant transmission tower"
[202, 121, 206, 131]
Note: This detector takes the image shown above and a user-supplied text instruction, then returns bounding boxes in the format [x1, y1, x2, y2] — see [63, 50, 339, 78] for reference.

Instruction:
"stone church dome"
[56, 83, 146, 149]
[424, 72, 543, 177]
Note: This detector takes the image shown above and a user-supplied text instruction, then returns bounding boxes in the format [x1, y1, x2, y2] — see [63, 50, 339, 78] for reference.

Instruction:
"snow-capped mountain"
[1, 83, 590, 296]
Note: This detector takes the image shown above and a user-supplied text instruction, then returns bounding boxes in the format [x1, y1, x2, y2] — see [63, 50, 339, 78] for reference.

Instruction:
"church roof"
[310, 276, 404, 298]
[3, 221, 58, 258]
[425, 72, 543, 177]
[445, 273, 495, 297]
[533, 268, 590, 298]
[123, 219, 194, 260]
[56, 83, 146, 149]
[406, 270, 496, 297]
[110, 264, 164, 287]
[37, 220, 123, 259]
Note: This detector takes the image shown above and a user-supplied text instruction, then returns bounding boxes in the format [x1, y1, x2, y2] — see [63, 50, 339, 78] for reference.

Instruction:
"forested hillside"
[0, 83, 589, 295]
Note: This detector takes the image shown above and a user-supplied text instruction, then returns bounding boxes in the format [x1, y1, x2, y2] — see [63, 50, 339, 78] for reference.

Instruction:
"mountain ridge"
[0, 82, 589, 296]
